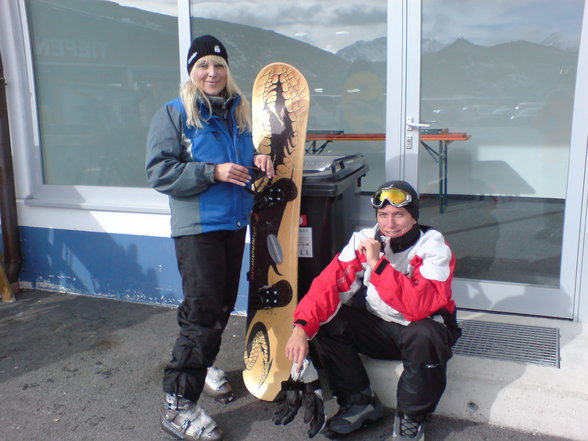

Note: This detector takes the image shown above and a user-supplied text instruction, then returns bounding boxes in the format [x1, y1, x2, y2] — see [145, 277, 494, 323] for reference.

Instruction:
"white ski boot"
[161, 394, 223, 441]
[203, 366, 234, 403]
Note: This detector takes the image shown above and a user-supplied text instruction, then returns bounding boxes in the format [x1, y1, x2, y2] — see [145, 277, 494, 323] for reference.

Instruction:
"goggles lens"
[371, 187, 412, 208]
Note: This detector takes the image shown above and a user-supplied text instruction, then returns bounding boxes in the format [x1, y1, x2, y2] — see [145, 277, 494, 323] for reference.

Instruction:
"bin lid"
[302, 153, 368, 197]
[303, 153, 365, 178]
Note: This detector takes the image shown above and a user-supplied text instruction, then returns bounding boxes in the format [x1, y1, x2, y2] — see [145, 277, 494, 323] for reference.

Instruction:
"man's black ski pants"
[315, 305, 456, 416]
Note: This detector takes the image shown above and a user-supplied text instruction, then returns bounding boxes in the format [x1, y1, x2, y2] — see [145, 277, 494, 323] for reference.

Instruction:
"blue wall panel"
[18, 226, 250, 313]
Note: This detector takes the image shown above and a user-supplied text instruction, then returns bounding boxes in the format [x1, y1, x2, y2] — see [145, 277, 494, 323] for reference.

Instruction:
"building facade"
[1, 0, 588, 322]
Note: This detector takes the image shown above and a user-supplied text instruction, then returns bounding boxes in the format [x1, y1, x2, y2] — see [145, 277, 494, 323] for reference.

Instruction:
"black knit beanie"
[187, 35, 228, 73]
[375, 180, 420, 221]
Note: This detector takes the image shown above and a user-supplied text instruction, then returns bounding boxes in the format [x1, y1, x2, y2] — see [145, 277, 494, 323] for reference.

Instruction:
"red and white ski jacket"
[293, 225, 456, 339]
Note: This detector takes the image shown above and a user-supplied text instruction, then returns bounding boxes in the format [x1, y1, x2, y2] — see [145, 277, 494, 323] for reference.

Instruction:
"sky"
[111, 0, 584, 52]
[422, 0, 584, 48]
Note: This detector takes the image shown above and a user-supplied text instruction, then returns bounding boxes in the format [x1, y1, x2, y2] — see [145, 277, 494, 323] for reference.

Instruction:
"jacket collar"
[198, 94, 240, 119]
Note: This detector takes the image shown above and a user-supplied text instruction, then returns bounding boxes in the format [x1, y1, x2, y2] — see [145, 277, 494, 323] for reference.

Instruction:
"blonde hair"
[180, 55, 251, 133]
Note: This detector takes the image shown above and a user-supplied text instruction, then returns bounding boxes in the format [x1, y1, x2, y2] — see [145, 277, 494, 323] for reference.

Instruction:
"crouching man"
[278, 181, 461, 440]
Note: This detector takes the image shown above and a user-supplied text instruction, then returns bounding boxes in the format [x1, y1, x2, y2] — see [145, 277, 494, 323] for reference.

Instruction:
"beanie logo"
[188, 52, 197, 65]
[214, 45, 221, 53]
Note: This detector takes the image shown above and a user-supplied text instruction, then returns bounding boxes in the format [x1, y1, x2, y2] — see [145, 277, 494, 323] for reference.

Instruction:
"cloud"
[113, 0, 583, 51]
[422, 0, 583, 47]
[111, 0, 177, 16]
[191, 1, 386, 27]
[188, 1, 387, 52]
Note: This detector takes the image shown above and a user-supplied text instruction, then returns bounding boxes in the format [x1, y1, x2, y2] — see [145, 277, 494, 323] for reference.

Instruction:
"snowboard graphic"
[243, 63, 309, 401]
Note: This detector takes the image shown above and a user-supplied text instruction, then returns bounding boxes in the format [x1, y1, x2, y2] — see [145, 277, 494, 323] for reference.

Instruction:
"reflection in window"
[189, 1, 387, 191]
[419, 0, 583, 286]
[26, 0, 179, 187]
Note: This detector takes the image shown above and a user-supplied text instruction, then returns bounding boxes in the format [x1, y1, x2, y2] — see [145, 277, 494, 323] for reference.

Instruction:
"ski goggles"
[370, 187, 412, 208]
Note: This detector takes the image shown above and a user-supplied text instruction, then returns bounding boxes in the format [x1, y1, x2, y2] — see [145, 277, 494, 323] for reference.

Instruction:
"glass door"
[397, 0, 585, 318]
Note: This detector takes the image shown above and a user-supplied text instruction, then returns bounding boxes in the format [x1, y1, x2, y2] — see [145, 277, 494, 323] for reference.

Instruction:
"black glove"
[301, 382, 325, 438]
[272, 387, 302, 426]
[272, 358, 326, 438]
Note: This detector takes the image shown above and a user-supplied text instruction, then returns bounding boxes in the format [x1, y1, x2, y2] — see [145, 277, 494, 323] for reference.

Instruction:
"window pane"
[418, 0, 584, 286]
[190, 0, 387, 192]
[26, 0, 179, 187]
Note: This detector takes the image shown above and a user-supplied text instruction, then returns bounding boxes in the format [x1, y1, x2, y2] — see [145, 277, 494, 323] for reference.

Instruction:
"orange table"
[306, 130, 384, 154]
[305, 130, 471, 213]
[420, 132, 471, 212]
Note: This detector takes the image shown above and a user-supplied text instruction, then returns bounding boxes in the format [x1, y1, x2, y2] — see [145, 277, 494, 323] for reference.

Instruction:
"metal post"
[0, 51, 23, 293]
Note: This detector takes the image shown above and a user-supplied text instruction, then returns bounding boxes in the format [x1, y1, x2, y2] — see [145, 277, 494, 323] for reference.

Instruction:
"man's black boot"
[324, 386, 384, 436]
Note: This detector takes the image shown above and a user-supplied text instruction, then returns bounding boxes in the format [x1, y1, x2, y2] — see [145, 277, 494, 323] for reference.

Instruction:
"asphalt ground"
[0, 290, 572, 441]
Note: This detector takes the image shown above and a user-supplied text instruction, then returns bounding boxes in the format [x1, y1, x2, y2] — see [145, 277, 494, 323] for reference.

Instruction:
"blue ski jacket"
[146, 96, 255, 237]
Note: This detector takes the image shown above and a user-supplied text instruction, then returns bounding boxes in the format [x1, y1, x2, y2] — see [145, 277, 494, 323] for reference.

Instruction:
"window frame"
[18, 0, 191, 214]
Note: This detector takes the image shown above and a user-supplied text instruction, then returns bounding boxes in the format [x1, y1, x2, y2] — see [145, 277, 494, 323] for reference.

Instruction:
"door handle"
[406, 117, 430, 131]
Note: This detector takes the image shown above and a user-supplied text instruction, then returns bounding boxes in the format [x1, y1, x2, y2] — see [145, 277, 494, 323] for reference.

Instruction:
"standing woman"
[146, 35, 273, 441]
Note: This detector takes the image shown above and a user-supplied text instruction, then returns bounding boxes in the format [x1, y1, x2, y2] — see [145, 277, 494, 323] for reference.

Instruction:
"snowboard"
[243, 63, 309, 401]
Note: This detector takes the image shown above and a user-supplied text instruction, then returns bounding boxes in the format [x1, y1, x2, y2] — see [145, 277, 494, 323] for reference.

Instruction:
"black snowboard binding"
[251, 279, 293, 310]
[253, 178, 298, 212]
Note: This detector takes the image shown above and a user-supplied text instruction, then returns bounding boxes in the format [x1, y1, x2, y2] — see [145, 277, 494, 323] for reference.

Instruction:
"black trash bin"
[298, 153, 368, 299]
